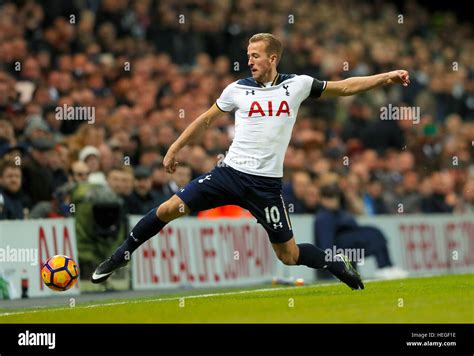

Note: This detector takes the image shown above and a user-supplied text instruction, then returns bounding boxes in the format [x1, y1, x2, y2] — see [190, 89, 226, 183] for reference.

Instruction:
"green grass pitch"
[1, 274, 473, 323]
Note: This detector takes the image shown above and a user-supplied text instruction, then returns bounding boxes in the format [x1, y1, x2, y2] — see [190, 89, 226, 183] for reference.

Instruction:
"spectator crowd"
[1, 0, 473, 223]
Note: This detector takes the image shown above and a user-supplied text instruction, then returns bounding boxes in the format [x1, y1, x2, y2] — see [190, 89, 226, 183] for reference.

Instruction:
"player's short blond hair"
[249, 33, 282, 64]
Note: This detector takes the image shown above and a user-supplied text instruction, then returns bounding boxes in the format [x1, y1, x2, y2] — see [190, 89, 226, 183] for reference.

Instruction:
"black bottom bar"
[1, 323, 472, 354]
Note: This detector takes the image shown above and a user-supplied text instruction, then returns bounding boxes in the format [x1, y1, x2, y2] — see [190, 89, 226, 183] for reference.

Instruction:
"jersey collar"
[255, 73, 279, 88]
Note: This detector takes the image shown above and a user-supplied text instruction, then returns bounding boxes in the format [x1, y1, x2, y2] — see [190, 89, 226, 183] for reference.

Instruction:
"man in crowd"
[0, 160, 30, 220]
[126, 166, 160, 215]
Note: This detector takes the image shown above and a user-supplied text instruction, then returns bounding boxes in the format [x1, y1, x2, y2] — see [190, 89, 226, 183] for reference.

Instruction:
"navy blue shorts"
[176, 165, 293, 244]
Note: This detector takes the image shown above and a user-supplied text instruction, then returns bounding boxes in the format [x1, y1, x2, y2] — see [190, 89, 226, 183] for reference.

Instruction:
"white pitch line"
[1, 278, 391, 317]
[0, 284, 318, 317]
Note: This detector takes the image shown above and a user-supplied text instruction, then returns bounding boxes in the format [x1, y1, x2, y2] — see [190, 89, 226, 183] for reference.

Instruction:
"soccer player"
[92, 33, 410, 289]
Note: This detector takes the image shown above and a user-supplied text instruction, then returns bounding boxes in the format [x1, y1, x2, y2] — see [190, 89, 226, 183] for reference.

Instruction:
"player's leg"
[91, 166, 240, 283]
[239, 175, 364, 290]
[111, 195, 190, 262]
[271, 236, 299, 265]
[271, 237, 364, 290]
[91, 195, 190, 283]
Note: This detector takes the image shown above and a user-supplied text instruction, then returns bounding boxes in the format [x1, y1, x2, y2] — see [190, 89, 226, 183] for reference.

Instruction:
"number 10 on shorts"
[264, 206, 281, 223]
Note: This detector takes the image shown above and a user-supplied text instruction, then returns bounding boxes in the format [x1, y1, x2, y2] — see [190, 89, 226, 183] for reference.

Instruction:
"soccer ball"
[41, 255, 79, 291]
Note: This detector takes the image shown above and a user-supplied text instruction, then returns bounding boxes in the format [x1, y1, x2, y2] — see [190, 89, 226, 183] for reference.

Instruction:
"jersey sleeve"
[215, 82, 236, 112]
[298, 74, 327, 100]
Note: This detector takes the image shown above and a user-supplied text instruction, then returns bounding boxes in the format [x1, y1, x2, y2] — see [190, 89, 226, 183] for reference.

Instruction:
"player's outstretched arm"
[321, 70, 410, 97]
[163, 103, 223, 174]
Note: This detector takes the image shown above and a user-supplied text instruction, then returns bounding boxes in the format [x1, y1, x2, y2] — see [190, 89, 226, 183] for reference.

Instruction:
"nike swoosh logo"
[92, 271, 113, 280]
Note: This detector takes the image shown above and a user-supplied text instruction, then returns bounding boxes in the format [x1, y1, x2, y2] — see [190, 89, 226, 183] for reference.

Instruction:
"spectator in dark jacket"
[363, 178, 389, 215]
[21, 138, 55, 206]
[341, 98, 371, 143]
[0, 160, 30, 219]
[126, 166, 160, 215]
[421, 172, 457, 213]
[362, 119, 406, 155]
[282, 170, 311, 214]
[315, 173, 407, 280]
[388, 171, 422, 213]
[29, 183, 74, 219]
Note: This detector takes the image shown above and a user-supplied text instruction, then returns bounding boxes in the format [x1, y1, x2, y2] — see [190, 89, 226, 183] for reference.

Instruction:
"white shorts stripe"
[280, 194, 292, 230]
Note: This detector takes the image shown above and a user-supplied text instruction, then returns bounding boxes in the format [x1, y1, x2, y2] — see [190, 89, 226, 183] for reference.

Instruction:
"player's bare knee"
[157, 199, 189, 222]
[157, 202, 178, 222]
[156, 203, 170, 222]
[277, 252, 298, 265]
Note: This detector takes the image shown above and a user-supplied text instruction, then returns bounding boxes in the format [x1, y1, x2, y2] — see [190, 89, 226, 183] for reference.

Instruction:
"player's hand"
[388, 70, 410, 87]
[163, 149, 179, 174]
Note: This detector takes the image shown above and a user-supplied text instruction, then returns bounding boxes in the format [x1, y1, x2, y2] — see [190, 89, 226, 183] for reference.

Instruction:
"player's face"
[247, 41, 275, 82]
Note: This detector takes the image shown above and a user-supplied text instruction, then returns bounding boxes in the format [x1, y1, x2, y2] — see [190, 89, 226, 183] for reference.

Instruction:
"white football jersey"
[216, 74, 326, 177]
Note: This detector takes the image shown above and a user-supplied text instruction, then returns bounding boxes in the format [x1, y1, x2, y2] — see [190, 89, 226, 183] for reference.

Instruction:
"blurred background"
[0, 0, 473, 287]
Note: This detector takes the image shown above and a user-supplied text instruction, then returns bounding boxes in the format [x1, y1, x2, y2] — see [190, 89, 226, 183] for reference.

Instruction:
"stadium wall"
[289, 214, 474, 282]
[0, 218, 80, 299]
[130, 213, 474, 290]
[0, 214, 472, 298]
[129, 216, 279, 290]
